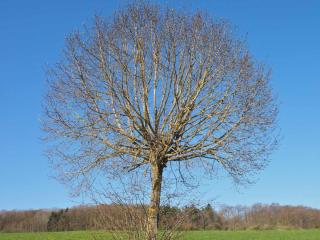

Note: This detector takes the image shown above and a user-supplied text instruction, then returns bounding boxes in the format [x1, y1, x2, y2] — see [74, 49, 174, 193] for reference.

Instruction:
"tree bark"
[146, 163, 163, 240]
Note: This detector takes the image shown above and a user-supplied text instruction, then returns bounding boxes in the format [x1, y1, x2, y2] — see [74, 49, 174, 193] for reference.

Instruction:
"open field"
[1, 230, 320, 240]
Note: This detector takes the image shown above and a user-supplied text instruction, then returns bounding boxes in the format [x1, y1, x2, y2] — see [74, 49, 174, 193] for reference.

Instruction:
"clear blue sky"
[0, 0, 319, 210]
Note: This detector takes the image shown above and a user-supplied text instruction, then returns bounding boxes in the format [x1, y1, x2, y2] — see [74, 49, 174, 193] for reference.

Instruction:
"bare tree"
[43, 2, 278, 239]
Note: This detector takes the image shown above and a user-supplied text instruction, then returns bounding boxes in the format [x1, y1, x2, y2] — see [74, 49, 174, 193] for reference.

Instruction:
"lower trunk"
[146, 164, 163, 240]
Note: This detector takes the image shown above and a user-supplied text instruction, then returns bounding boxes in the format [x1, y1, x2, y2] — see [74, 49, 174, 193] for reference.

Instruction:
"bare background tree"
[3, 203, 320, 233]
[43, 2, 278, 239]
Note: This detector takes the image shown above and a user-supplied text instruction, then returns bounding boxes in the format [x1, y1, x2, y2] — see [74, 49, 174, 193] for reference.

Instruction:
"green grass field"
[1, 230, 320, 240]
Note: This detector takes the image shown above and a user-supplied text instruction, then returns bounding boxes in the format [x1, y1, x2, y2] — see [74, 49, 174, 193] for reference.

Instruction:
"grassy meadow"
[1, 230, 320, 240]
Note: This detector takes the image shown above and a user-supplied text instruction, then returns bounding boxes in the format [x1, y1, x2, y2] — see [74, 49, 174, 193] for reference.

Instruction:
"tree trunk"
[146, 163, 163, 240]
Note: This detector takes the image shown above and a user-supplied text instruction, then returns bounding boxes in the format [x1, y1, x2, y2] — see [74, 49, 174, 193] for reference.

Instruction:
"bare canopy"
[43, 3, 278, 239]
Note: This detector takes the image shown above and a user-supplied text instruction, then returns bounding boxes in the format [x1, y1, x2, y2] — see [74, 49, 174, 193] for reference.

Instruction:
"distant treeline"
[1, 203, 320, 232]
